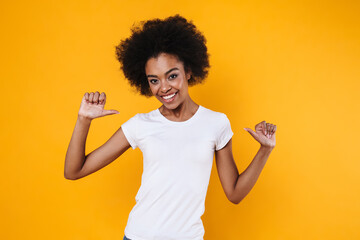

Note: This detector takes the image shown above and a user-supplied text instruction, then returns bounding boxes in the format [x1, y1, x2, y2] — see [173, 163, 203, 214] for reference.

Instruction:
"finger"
[268, 124, 274, 137]
[262, 121, 267, 135]
[255, 121, 265, 133]
[94, 91, 100, 104]
[273, 125, 277, 135]
[89, 92, 94, 103]
[268, 123, 273, 137]
[84, 92, 89, 102]
[99, 92, 105, 104]
[270, 124, 277, 137]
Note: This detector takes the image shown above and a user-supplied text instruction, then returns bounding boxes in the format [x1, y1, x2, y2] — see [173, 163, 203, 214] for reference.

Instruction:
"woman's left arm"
[215, 121, 276, 204]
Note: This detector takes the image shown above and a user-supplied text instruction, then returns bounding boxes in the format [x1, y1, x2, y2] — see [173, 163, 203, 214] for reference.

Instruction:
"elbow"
[230, 198, 243, 205]
[229, 194, 243, 205]
[64, 171, 79, 180]
[64, 174, 76, 180]
[64, 176, 77, 180]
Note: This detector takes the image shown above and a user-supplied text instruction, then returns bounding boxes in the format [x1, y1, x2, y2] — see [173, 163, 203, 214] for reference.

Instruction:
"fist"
[244, 121, 277, 149]
[78, 91, 119, 120]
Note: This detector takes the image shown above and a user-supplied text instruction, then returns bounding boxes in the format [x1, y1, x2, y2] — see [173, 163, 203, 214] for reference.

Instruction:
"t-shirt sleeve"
[215, 114, 234, 151]
[121, 114, 139, 149]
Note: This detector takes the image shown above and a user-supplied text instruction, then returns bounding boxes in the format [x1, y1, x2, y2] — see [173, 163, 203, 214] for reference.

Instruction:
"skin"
[145, 52, 197, 121]
[64, 52, 277, 205]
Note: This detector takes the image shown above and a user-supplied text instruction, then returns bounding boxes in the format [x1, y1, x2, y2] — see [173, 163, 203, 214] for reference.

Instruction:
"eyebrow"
[146, 67, 179, 78]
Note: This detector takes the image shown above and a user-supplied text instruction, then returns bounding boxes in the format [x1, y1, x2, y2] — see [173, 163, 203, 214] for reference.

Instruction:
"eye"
[169, 74, 178, 80]
[149, 79, 158, 84]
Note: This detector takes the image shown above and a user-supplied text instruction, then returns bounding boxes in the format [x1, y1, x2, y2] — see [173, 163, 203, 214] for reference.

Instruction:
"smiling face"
[145, 52, 192, 110]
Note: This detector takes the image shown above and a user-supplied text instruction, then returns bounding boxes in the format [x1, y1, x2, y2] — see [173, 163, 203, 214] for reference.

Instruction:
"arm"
[64, 91, 130, 180]
[64, 115, 131, 180]
[215, 120, 277, 204]
[215, 141, 273, 204]
[63, 115, 91, 180]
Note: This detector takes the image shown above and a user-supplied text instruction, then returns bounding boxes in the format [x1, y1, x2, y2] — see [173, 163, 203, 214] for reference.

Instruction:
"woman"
[64, 14, 277, 240]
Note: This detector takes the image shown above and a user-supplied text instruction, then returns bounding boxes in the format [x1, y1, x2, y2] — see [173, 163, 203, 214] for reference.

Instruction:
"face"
[145, 52, 192, 109]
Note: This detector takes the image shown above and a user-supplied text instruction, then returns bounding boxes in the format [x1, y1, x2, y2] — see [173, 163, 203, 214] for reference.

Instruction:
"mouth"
[160, 91, 178, 102]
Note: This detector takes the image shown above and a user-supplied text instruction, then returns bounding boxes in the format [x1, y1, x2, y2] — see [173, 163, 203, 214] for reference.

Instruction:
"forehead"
[145, 53, 184, 73]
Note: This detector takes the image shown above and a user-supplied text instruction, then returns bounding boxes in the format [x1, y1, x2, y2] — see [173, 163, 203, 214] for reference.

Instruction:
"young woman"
[64, 14, 277, 240]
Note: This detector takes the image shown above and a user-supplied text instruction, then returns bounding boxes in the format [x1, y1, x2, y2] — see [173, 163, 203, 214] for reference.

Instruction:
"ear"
[185, 68, 192, 81]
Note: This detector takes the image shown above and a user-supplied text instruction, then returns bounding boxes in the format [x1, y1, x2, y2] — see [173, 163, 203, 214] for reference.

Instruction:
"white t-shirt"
[121, 105, 233, 240]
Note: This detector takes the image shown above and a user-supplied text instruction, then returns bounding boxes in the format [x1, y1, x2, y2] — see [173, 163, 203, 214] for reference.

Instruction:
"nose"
[160, 79, 171, 93]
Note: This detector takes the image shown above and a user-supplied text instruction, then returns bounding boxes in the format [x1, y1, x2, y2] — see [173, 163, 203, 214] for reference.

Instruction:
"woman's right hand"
[78, 91, 119, 120]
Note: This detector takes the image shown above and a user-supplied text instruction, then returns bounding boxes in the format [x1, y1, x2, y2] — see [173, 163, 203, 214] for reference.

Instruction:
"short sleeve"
[121, 114, 139, 149]
[215, 114, 234, 151]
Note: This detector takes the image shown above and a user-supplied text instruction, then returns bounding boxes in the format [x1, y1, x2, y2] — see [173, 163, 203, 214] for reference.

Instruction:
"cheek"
[150, 85, 155, 95]
[177, 79, 188, 92]
[173, 78, 187, 90]
[149, 84, 154, 91]
[148, 84, 158, 94]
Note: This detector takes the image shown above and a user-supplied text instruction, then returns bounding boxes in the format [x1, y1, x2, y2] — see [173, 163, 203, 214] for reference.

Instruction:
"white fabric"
[121, 105, 233, 240]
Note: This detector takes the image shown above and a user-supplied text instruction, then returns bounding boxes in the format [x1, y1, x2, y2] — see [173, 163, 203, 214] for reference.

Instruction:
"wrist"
[78, 114, 92, 124]
[260, 145, 274, 153]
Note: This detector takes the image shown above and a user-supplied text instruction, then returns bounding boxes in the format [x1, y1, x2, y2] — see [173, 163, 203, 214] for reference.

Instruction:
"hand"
[244, 121, 277, 149]
[78, 91, 119, 120]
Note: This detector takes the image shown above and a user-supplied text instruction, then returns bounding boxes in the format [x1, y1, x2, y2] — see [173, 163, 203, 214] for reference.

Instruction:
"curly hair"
[115, 14, 210, 97]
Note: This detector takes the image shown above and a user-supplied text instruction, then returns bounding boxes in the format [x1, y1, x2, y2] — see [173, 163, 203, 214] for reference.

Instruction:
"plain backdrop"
[1, 0, 359, 239]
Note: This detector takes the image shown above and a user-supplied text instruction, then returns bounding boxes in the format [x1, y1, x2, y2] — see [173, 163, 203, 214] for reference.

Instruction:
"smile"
[161, 92, 178, 102]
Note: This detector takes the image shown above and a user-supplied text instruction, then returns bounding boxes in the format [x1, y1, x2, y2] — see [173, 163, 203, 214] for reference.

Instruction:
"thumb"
[244, 128, 258, 140]
[102, 109, 120, 116]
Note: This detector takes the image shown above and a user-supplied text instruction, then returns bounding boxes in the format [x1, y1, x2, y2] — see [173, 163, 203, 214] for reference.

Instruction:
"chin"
[166, 104, 180, 110]
[162, 101, 178, 109]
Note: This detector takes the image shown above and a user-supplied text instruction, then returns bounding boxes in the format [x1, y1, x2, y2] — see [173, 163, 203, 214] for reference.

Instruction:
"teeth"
[162, 92, 176, 100]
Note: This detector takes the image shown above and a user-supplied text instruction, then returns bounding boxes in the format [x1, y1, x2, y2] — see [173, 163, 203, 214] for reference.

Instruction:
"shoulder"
[122, 109, 161, 136]
[199, 106, 233, 146]
[125, 109, 162, 125]
[136, 109, 159, 121]
[200, 105, 230, 122]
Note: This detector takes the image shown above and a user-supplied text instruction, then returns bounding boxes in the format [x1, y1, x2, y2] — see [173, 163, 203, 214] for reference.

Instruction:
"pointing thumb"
[103, 109, 120, 116]
[244, 128, 252, 133]
[244, 127, 257, 139]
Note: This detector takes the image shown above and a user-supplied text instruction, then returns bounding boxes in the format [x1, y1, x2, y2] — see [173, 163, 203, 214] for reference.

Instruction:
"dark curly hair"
[115, 14, 210, 97]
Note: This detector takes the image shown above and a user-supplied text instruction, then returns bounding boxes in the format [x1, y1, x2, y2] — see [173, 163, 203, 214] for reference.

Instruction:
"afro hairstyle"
[115, 14, 210, 97]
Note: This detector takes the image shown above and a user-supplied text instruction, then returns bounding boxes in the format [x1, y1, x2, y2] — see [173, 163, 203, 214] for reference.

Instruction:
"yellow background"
[1, 0, 359, 239]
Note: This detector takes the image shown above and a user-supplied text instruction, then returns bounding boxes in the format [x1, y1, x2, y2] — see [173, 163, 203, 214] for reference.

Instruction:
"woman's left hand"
[244, 121, 277, 149]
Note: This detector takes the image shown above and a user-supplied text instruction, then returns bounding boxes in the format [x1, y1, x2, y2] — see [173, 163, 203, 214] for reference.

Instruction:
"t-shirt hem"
[124, 230, 204, 240]
[124, 230, 149, 240]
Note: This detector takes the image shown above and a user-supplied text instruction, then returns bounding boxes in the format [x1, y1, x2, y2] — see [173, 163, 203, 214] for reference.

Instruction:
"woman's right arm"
[64, 92, 130, 180]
